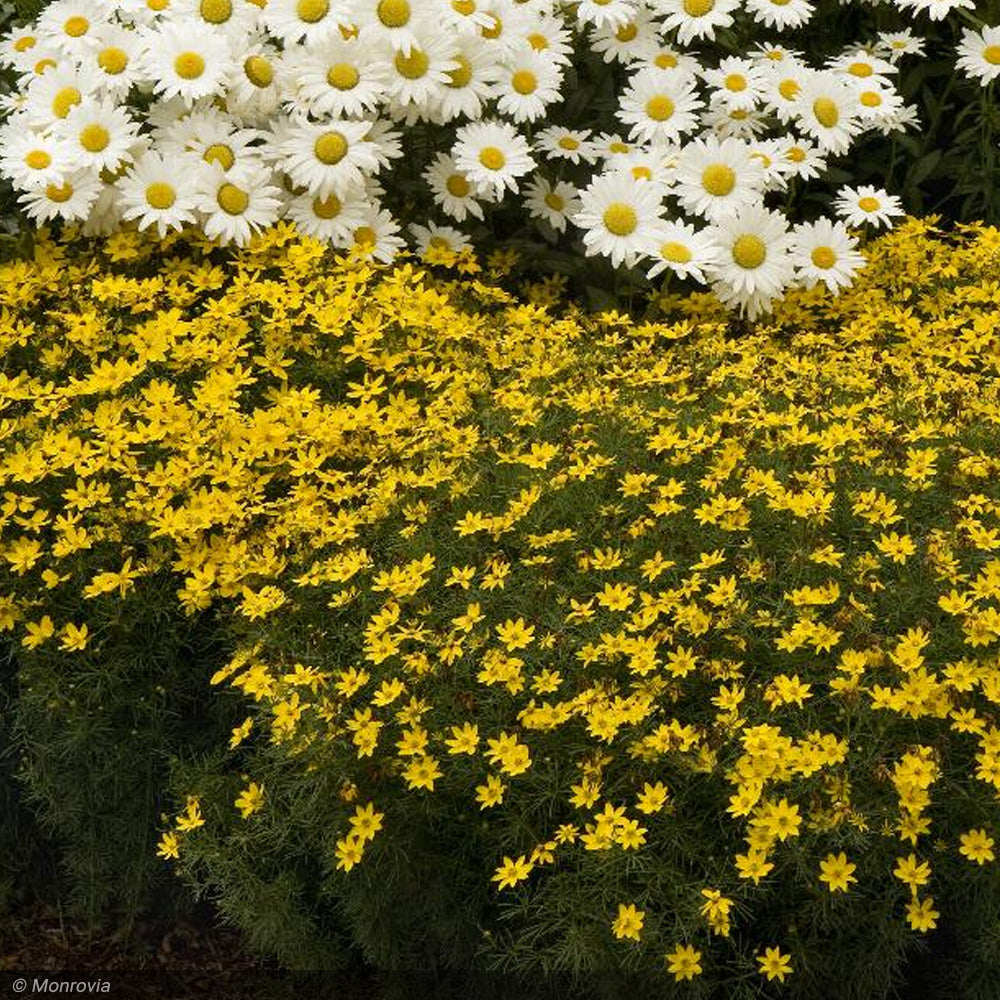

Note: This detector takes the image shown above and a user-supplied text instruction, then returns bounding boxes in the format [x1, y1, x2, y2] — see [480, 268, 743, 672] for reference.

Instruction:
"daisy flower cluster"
[0, 0, 941, 313]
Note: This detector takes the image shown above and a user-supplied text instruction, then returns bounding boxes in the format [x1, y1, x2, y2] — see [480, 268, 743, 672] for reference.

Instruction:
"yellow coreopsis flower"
[611, 903, 644, 942]
[235, 781, 265, 819]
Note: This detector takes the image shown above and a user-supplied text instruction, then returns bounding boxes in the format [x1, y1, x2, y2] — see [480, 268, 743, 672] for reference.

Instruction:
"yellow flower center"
[860, 90, 882, 107]
[244, 55, 273, 87]
[296, 0, 328, 22]
[985, 45, 1000, 65]
[786, 146, 806, 162]
[80, 123, 110, 153]
[603, 202, 638, 236]
[511, 70, 537, 95]
[616, 23, 638, 41]
[732, 234, 766, 269]
[147, 0, 169, 9]
[725, 73, 747, 92]
[217, 182, 249, 215]
[858, 196, 880, 212]
[204, 143, 235, 170]
[14, 36, 36, 52]
[812, 97, 839, 128]
[394, 48, 428, 79]
[682, 0, 713, 15]
[452, 0, 475, 12]
[848, 62, 872, 77]
[98, 47, 128, 74]
[660, 241, 692, 263]
[778, 78, 800, 100]
[478, 146, 505, 170]
[328, 62, 359, 89]
[312, 194, 342, 219]
[447, 55, 472, 87]
[35, 58, 56, 74]
[655, 53, 678, 69]
[558, 137, 580, 150]
[314, 131, 348, 164]
[63, 16, 89, 37]
[429, 236, 449, 250]
[377, 0, 409, 27]
[544, 192, 565, 211]
[46, 181, 74, 202]
[52, 86, 81, 118]
[25, 149, 51, 170]
[145, 182, 176, 209]
[354, 225, 376, 247]
[609, 141, 629, 153]
[481, 13, 502, 38]
[446, 174, 470, 197]
[174, 52, 206, 80]
[646, 95, 675, 121]
[811, 246, 837, 269]
[702, 164, 736, 197]
[201, 0, 231, 20]
[527, 32, 547, 50]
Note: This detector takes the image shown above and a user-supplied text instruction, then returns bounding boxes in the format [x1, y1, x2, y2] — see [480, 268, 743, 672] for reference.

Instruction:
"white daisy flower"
[260, 0, 345, 44]
[591, 131, 637, 159]
[617, 66, 703, 144]
[409, 221, 472, 256]
[748, 138, 796, 192]
[645, 219, 720, 282]
[851, 81, 903, 123]
[0, 125, 74, 190]
[348, 205, 406, 263]
[55, 96, 140, 172]
[225, 39, 285, 123]
[876, 30, 925, 63]
[750, 43, 803, 66]
[194, 160, 283, 245]
[493, 45, 562, 123]
[895, 0, 974, 21]
[118, 0, 180, 29]
[474, 2, 533, 58]
[589, 6, 661, 64]
[673, 135, 766, 223]
[791, 217, 865, 293]
[137, 22, 234, 106]
[276, 116, 381, 199]
[780, 136, 826, 179]
[1, 27, 56, 73]
[18, 168, 102, 223]
[744, 0, 813, 31]
[635, 45, 701, 77]
[523, 174, 580, 232]
[833, 184, 904, 229]
[115, 149, 200, 237]
[702, 56, 769, 113]
[702, 105, 771, 140]
[452, 119, 535, 198]
[956, 27, 1000, 87]
[573, 171, 666, 268]
[441, 0, 498, 32]
[652, 0, 740, 46]
[609, 147, 675, 193]
[36, 0, 107, 57]
[574, 0, 638, 30]
[793, 71, 861, 155]
[705, 204, 796, 317]
[158, 109, 265, 174]
[872, 102, 920, 136]
[164, 0, 262, 36]
[432, 34, 503, 122]
[354, 0, 427, 55]
[518, 10, 575, 66]
[828, 50, 896, 88]
[283, 33, 389, 117]
[81, 23, 146, 101]
[763, 57, 811, 124]
[22, 64, 97, 128]
[384, 24, 459, 109]
[534, 126, 598, 165]
[285, 185, 369, 242]
[423, 151, 485, 222]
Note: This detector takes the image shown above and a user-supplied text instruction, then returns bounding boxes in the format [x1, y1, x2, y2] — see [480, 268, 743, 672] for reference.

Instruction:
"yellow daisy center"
[725, 73, 747, 91]
[860, 90, 882, 107]
[204, 143, 235, 170]
[377, 0, 409, 27]
[558, 136, 580, 150]
[312, 194, 342, 219]
[603, 202, 638, 237]
[616, 23, 638, 41]
[778, 78, 800, 100]
[328, 62, 360, 89]
[858, 196, 880, 212]
[145, 182, 176, 209]
[314, 131, 348, 165]
[682, 0, 713, 15]
[354, 225, 376, 247]
[527, 32, 548, 50]
[655, 53, 678, 69]
[394, 48, 428, 79]
[35, 58, 57, 74]
[446, 174, 470, 197]
[174, 52, 206, 80]
[732, 234, 766, 269]
[660, 241, 692, 263]
[63, 16, 89, 37]
[46, 181, 74, 202]
[25, 149, 51, 170]
[14, 36, 36, 52]
[200, 0, 231, 20]
[811, 246, 837, 269]
[609, 141, 629, 153]
[52, 86, 82, 118]
[452, 0, 475, 12]
[478, 146, 505, 170]
[147, 0, 169, 10]
[646, 95, 675, 121]
[702, 164, 736, 197]
[848, 62, 873, 77]
[984, 45, 1000, 65]
[544, 192, 565, 211]
[244, 55, 273, 87]
[217, 182, 249, 215]
[786, 146, 806, 162]
[631, 166, 652, 181]
[98, 47, 128, 74]
[429, 236, 449, 250]
[79, 123, 110, 153]
[296, 0, 328, 22]
[812, 97, 839, 128]
[447, 55, 473, 88]
[481, 13, 502, 38]
[512, 70, 537, 95]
